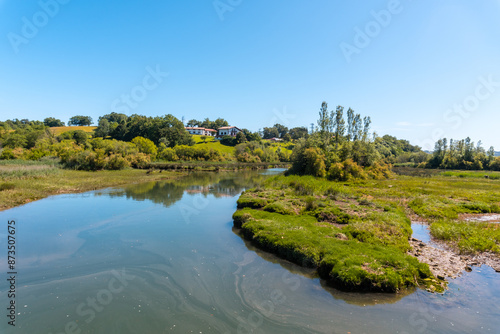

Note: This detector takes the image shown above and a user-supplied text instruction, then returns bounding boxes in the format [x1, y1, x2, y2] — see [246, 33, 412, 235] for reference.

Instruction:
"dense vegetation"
[427, 137, 500, 170]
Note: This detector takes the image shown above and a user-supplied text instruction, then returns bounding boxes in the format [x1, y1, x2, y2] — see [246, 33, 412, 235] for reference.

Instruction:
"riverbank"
[0, 161, 183, 211]
[232, 172, 500, 293]
[147, 161, 291, 171]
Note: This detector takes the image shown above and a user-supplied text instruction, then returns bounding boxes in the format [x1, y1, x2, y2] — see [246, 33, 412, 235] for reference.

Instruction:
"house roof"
[185, 127, 216, 131]
[218, 126, 242, 131]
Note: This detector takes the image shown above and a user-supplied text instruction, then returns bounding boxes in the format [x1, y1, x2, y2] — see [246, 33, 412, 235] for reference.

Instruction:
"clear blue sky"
[1, 0, 499, 150]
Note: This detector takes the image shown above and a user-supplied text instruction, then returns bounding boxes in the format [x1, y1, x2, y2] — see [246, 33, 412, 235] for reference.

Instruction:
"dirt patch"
[409, 221, 500, 279]
[408, 237, 468, 279]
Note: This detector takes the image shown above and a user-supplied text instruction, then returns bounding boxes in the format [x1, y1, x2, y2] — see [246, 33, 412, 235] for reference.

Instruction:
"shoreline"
[0, 167, 184, 212]
[409, 220, 500, 280]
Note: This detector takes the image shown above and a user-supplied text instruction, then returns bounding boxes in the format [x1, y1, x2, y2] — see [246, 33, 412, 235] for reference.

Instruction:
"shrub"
[158, 147, 179, 161]
[131, 136, 158, 159]
[127, 153, 151, 169]
[0, 149, 16, 160]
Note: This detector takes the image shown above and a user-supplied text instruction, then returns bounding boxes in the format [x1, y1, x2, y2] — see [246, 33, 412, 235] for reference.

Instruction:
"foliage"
[426, 137, 496, 171]
[43, 117, 65, 127]
[131, 136, 158, 159]
[68, 115, 93, 126]
[94, 113, 194, 147]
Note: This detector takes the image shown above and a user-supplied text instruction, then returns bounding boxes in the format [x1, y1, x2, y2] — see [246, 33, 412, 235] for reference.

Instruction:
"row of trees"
[428, 137, 499, 170]
[185, 118, 229, 130]
[261, 124, 309, 141]
[94, 113, 193, 147]
[0, 116, 93, 130]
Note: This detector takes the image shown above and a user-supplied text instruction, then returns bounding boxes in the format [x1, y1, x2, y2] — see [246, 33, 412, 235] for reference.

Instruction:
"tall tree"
[317, 101, 331, 145]
[362, 116, 371, 142]
[333, 106, 345, 150]
[346, 108, 355, 142]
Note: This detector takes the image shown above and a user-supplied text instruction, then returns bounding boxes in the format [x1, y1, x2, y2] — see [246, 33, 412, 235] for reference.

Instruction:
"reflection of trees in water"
[107, 171, 272, 208]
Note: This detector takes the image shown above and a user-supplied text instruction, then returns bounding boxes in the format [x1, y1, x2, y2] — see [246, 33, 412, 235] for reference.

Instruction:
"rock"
[494, 267, 500, 273]
[437, 275, 445, 280]
[336, 233, 349, 241]
[465, 266, 472, 272]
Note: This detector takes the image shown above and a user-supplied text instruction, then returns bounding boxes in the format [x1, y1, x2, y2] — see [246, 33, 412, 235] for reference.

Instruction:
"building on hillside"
[217, 126, 242, 137]
[269, 137, 283, 142]
[185, 127, 217, 136]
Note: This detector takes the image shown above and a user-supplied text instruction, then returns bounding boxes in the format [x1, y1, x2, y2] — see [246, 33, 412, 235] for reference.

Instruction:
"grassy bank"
[0, 160, 181, 211]
[233, 175, 438, 292]
[232, 170, 500, 292]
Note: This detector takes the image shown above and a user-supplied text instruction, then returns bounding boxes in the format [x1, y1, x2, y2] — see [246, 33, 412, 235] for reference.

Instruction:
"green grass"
[441, 170, 500, 180]
[430, 220, 500, 254]
[233, 175, 439, 292]
[192, 135, 236, 155]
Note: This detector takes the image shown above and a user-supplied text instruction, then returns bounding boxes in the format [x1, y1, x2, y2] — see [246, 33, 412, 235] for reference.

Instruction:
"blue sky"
[1, 0, 499, 150]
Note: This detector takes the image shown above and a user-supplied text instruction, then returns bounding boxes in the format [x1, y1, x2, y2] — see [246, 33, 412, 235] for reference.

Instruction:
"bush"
[0, 149, 16, 160]
[158, 147, 179, 161]
[127, 153, 151, 169]
[131, 136, 158, 159]
[220, 135, 237, 146]
[327, 159, 366, 181]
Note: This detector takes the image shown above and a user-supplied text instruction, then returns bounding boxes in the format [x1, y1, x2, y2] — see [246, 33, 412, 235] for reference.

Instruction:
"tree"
[200, 135, 208, 143]
[235, 132, 247, 144]
[317, 101, 331, 144]
[273, 124, 288, 138]
[333, 106, 345, 150]
[487, 146, 495, 161]
[213, 118, 229, 130]
[95, 119, 110, 137]
[186, 119, 200, 127]
[263, 127, 279, 139]
[72, 130, 89, 146]
[43, 117, 65, 127]
[362, 116, 371, 142]
[346, 108, 355, 141]
[283, 133, 292, 142]
[69, 115, 93, 126]
[289, 127, 308, 140]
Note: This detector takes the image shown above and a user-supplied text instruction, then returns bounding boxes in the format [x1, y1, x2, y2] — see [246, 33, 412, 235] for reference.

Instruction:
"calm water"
[1, 170, 499, 333]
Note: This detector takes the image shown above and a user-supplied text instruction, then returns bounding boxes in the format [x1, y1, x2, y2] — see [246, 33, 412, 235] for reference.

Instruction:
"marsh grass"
[233, 174, 440, 292]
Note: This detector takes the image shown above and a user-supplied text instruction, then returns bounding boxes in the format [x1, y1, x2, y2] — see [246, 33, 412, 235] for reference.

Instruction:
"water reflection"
[103, 170, 273, 208]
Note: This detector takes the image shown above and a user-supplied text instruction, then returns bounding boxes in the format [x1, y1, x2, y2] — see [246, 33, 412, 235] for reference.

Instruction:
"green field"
[191, 135, 236, 155]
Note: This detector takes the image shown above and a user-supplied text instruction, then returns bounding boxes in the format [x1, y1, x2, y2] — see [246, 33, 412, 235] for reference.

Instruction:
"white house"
[185, 127, 217, 136]
[217, 126, 242, 137]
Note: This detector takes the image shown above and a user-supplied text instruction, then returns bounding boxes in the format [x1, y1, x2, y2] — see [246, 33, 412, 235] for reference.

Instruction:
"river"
[0, 169, 499, 333]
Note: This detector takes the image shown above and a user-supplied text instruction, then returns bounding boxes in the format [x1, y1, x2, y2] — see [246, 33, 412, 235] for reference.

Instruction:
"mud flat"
[409, 222, 500, 283]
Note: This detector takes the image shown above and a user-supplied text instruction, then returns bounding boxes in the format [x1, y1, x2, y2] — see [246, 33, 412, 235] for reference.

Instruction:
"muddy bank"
[409, 221, 500, 282]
